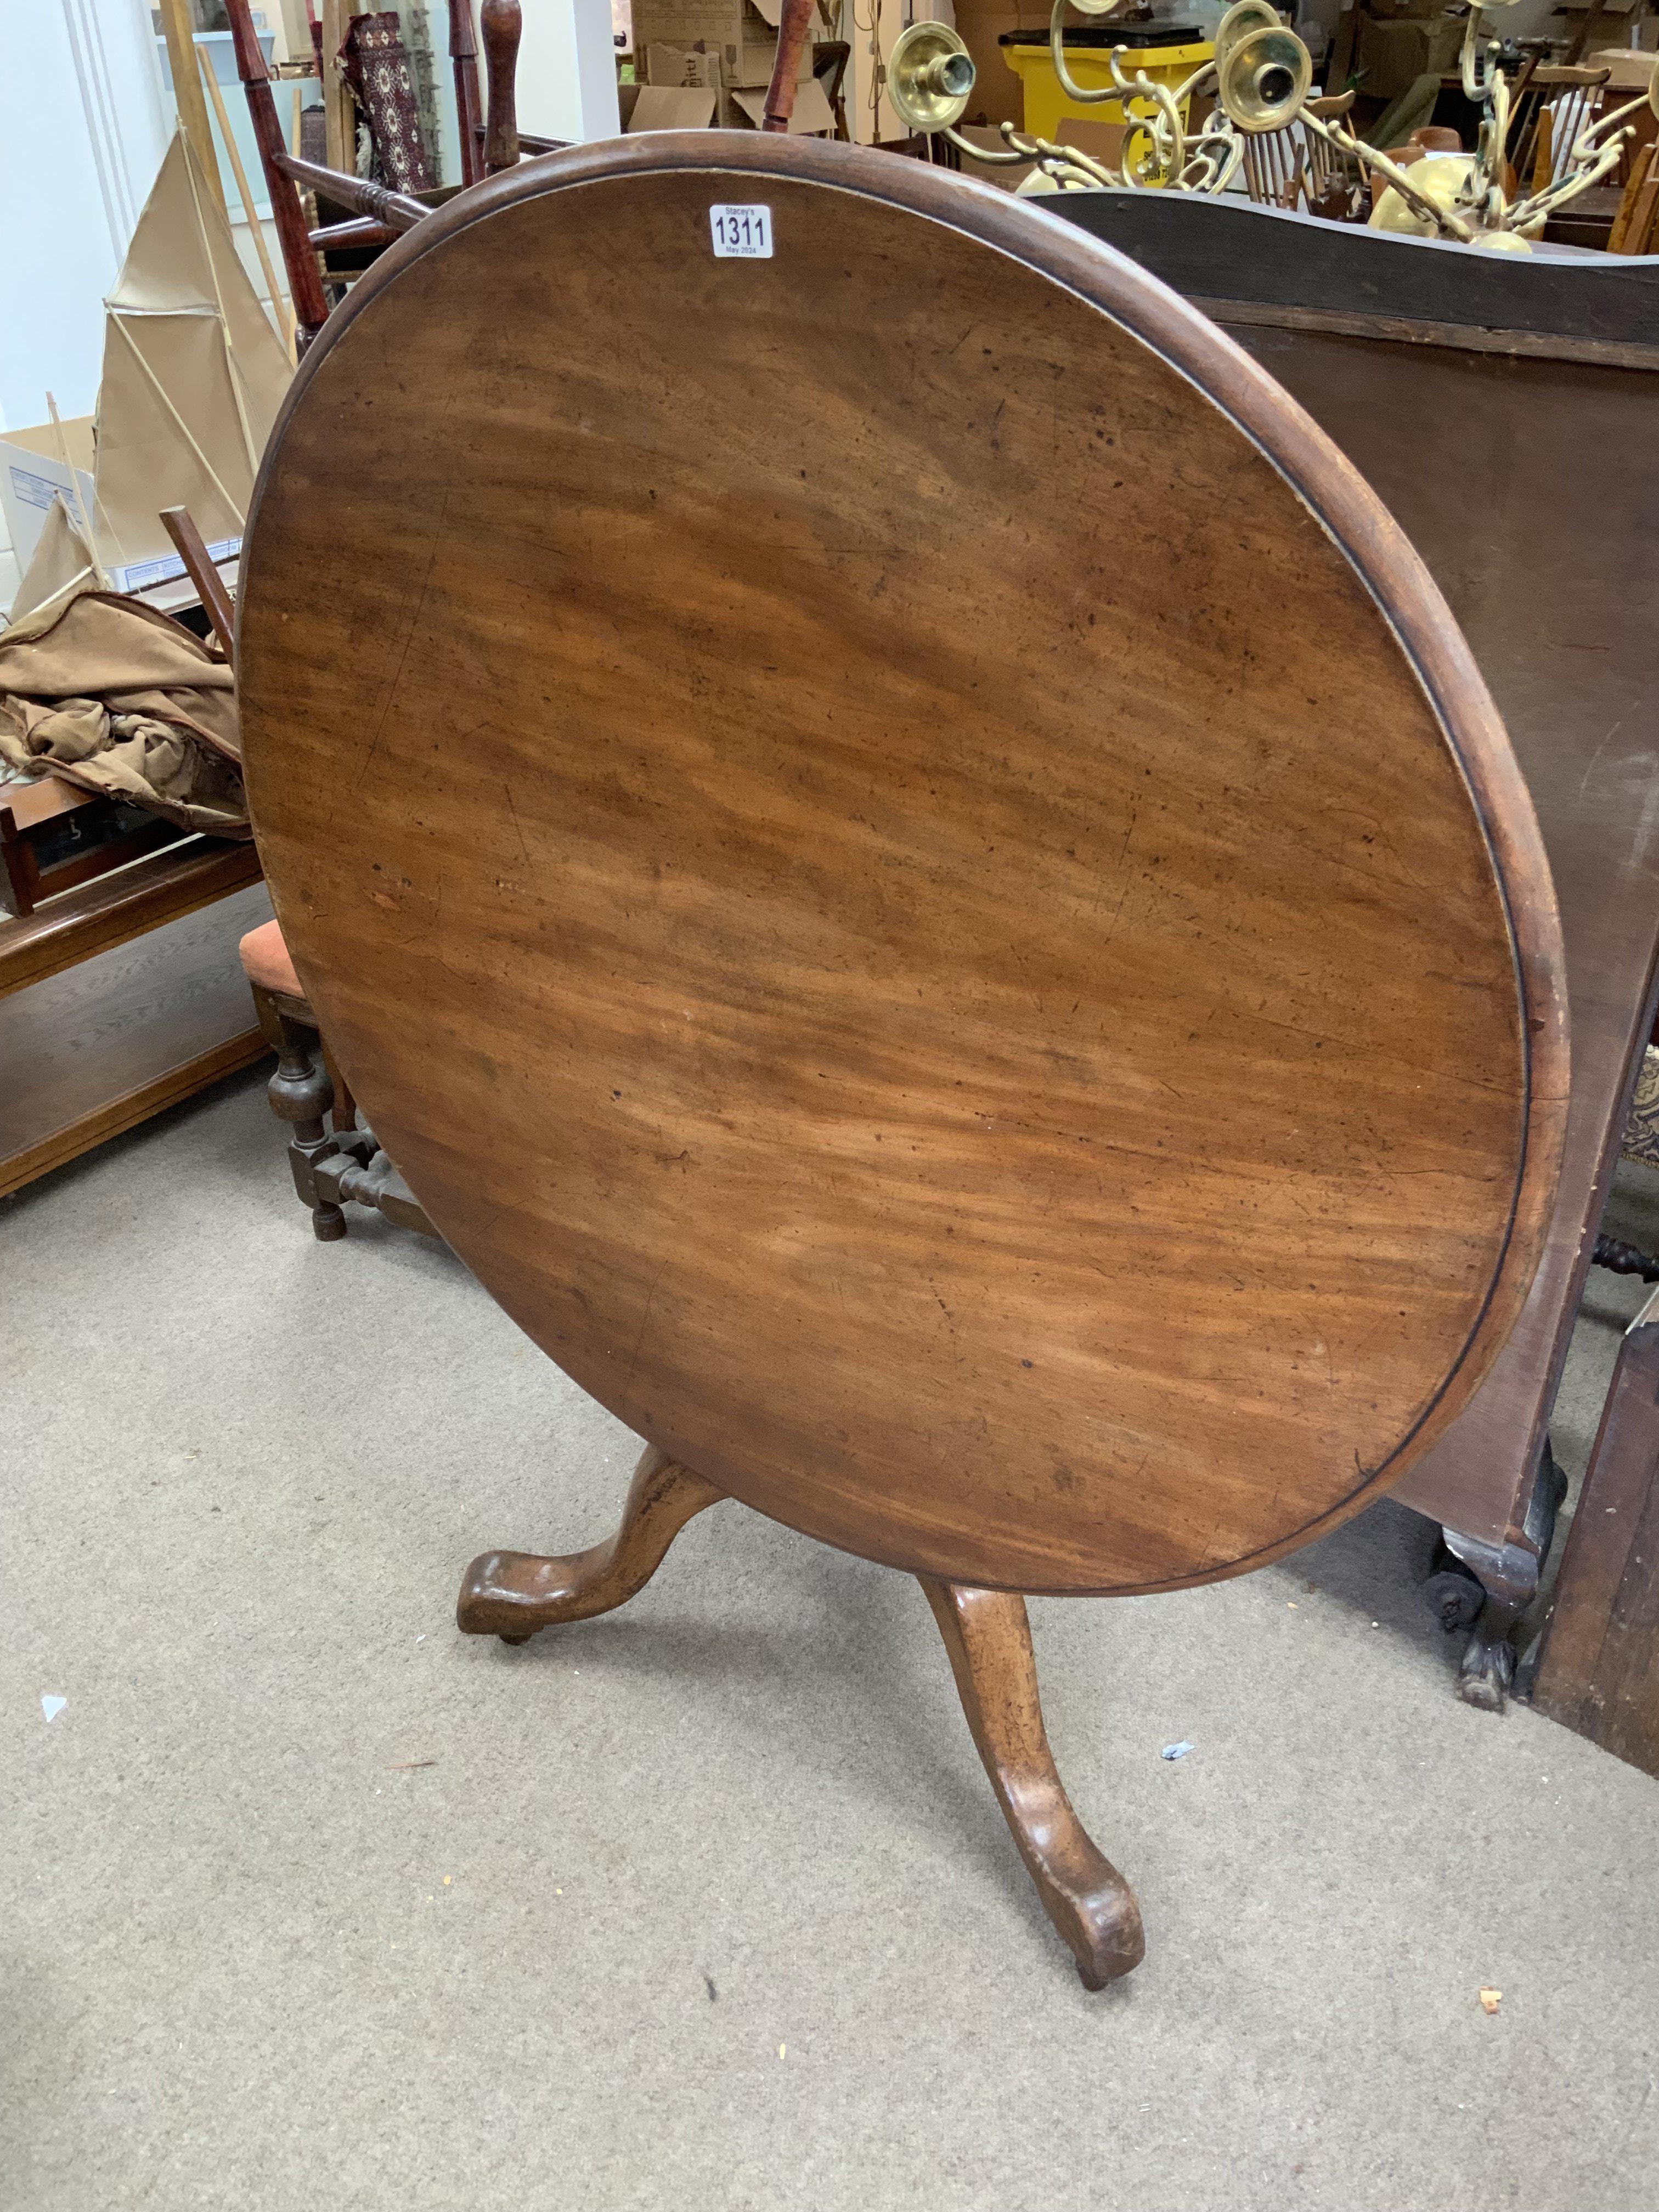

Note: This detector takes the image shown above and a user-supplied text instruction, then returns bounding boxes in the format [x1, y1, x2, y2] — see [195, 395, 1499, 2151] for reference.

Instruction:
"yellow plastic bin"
[998, 24, 1214, 177]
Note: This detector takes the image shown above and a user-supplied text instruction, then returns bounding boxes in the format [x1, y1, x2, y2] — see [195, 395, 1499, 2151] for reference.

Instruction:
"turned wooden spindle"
[761, 0, 817, 131]
[450, 0, 486, 185]
[482, 0, 522, 175]
[275, 154, 427, 232]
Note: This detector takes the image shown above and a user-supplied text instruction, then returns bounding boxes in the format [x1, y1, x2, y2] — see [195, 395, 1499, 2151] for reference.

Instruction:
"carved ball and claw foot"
[1426, 1442, 1568, 1712]
[457, 1447, 1144, 1987]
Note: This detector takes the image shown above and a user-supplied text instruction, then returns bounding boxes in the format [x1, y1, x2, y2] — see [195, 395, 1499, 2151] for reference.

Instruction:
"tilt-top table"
[238, 136, 1566, 1985]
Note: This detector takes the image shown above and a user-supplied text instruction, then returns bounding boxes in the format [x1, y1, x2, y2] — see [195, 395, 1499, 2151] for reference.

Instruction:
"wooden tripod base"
[457, 1446, 1145, 1988]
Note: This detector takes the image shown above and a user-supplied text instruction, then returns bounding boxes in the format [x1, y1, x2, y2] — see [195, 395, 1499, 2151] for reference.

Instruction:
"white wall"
[0, 0, 169, 434]
[0, 0, 620, 601]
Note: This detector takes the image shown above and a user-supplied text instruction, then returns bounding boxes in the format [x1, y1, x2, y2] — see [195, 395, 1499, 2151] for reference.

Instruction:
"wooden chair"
[238, 129, 1566, 1984]
[239, 916, 436, 1241]
[155, 505, 435, 1245]
[1241, 92, 1361, 216]
[1510, 64, 1610, 195]
[223, 0, 562, 351]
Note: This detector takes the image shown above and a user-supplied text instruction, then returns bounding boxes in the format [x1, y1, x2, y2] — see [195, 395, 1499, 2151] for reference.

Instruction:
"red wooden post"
[449, 0, 485, 185]
[762, 0, 816, 131]
[223, 0, 330, 344]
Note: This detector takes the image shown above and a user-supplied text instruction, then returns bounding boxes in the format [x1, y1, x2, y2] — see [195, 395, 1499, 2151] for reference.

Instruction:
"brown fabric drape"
[0, 588, 249, 838]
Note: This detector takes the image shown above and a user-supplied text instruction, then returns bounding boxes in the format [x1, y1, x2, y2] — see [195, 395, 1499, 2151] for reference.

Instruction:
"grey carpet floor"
[4, 1070, 1657, 2212]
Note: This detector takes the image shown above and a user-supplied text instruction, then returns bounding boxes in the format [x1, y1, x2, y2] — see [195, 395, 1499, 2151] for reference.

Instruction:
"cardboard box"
[626, 82, 719, 128]
[950, 0, 1048, 132]
[647, 40, 722, 89]
[1352, 13, 1465, 100]
[730, 76, 836, 132]
[646, 41, 746, 126]
[1363, 0, 1463, 23]
[0, 419, 97, 582]
[628, 0, 811, 89]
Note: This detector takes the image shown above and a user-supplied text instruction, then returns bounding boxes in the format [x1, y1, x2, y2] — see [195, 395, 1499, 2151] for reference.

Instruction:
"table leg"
[918, 1576, 1145, 1989]
[456, 1444, 725, 1643]
[1429, 1443, 1568, 1711]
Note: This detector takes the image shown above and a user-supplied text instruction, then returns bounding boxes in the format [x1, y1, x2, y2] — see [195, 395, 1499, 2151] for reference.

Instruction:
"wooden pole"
[450, 0, 485, 185]
[223, 0, 331, 346]
[157, 0, 230, 223]
[320, 0, 357, 174]
[160, 508, 239, 661]
[761, 0, 816, 131]
[199, 43, 299, 363]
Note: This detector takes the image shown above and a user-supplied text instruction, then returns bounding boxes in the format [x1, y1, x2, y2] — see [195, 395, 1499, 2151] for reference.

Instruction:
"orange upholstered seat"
[238, 917, 303, 999]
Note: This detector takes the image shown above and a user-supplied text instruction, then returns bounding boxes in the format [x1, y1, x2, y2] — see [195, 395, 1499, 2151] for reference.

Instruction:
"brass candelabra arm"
[1460, 9, 1505, 107]
[1047, 0, 1127, 106]
[1304, 111, 1477, 241]
[1504, 116, 1633, 232]
[941, 120, 1128, 188]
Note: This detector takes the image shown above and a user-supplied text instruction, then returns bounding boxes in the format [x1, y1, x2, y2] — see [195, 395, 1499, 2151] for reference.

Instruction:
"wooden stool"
[238, 137, 1566, 1984]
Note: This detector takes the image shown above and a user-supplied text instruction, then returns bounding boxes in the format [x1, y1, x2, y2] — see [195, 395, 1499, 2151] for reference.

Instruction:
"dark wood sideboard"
[1050, 194, 1659, 1704]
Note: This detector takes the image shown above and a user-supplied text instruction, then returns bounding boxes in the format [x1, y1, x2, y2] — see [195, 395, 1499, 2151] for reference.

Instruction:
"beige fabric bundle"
[0, 586, 248, 838]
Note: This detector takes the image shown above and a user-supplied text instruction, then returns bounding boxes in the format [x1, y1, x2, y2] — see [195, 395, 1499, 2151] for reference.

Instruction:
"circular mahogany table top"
[240, 136, 1566, 1596]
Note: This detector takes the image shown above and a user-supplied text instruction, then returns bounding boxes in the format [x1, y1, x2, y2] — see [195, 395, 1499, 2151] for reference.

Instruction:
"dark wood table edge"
[1196, 295, 1659, 374]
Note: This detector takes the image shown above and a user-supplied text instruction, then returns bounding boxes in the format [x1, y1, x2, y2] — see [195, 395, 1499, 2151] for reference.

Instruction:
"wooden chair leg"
[251, 983, 346, 1241]
[319, 1040, 356, 1133]
[456, 1446, 726, 1643]
[918, 1577, 1145, 1989]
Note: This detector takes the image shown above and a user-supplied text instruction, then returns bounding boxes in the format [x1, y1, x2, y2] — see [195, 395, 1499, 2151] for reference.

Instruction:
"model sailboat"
[8, 127, 292, 620]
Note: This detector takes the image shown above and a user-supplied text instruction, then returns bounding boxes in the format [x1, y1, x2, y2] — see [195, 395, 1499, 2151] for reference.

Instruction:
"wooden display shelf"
[0, 833, 272, 1198]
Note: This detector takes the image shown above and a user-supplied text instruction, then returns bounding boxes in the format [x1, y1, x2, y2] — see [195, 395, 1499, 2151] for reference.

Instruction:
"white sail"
[8, 495, 100, 627]
[92, 128, 292, 591]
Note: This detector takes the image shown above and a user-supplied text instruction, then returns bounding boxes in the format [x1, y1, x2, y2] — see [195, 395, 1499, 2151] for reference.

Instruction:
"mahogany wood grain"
[921, 1577, 1144, 1986]
[239, 137, 1566, 1599]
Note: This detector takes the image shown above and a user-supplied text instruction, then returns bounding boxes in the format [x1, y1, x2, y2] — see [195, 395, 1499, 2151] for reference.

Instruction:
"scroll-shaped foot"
[919, 1577, 1145, 1989]
[458, 1445, 725, 1642]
